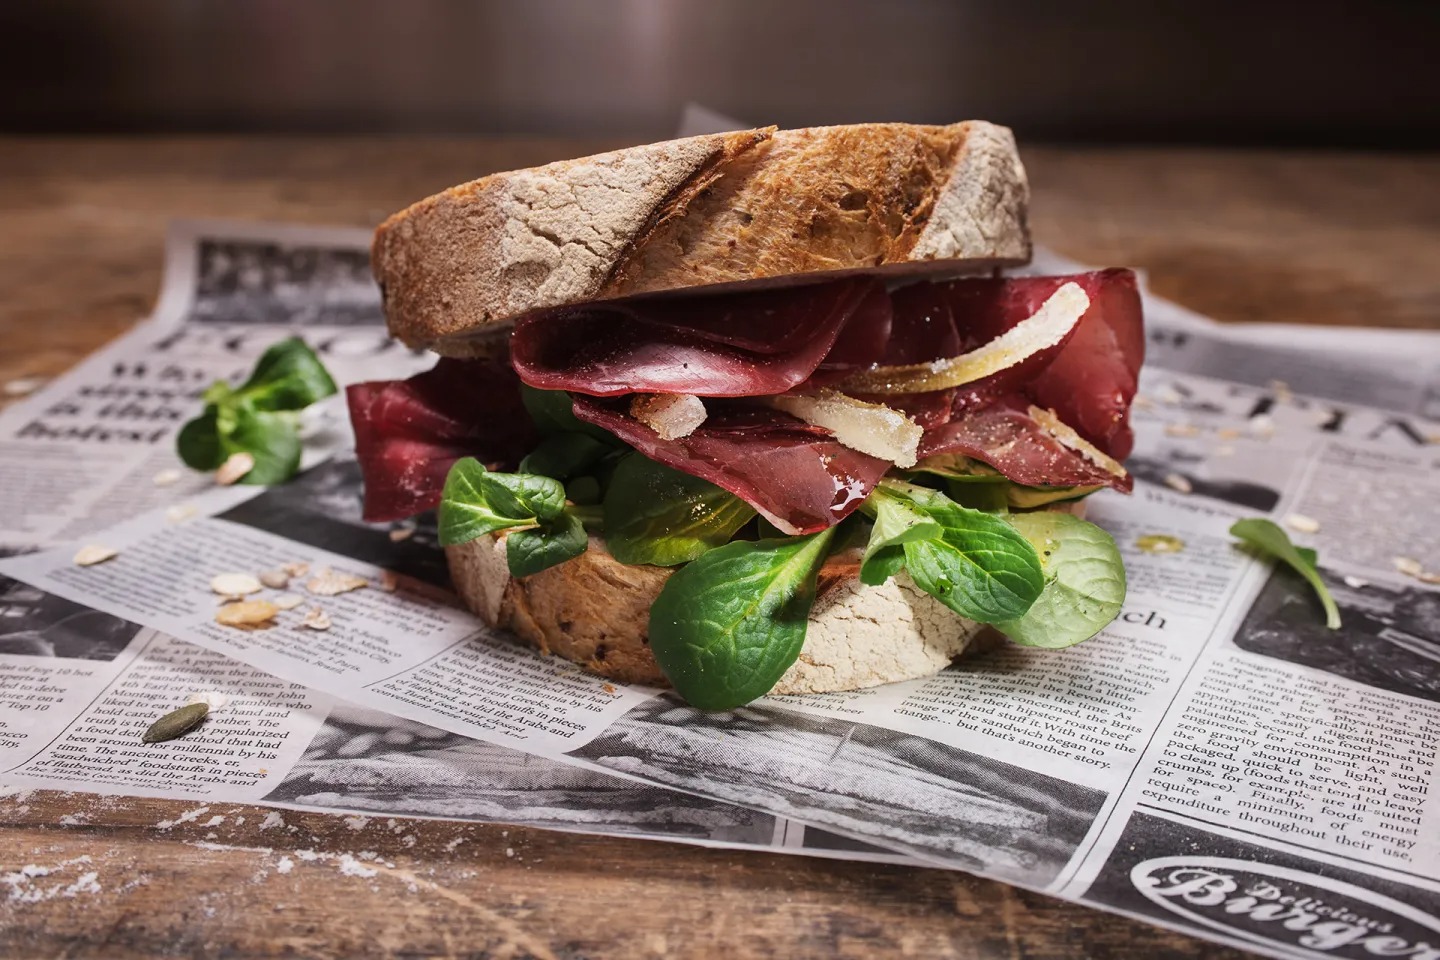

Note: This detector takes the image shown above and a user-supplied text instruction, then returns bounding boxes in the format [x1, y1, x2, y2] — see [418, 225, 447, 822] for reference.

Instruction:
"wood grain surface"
[0, 137, 1436, 959]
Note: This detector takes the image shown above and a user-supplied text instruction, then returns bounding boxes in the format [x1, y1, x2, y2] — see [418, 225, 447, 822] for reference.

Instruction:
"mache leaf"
[603, 452, 755, 566]
[1230, 518, 1340, 630]
[647, 529, 834, 710]
[995, 511, 1127, 648]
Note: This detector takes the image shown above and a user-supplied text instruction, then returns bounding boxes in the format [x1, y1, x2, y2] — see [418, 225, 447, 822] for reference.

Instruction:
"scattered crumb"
[1268, 379, 1293, 402]
[505, 847, 514, 858]
[273, 593, 304, 611]
[201, 815, 226, 828]
[1213, 444, 1236, 458]
[1164, 423, 1200, 438]
[1163, 473, 1193, 494]
[1247, 414, 1276, 438]
[275, 856, 294, 875]
[376, 570, 399, 593]
[1131, 394, 1154, 410]
[294, 849, 321, 862]
[210, 572, 262, 596]
[186, 691, 229, 711]
[1283, 513, 1321, 534]
[388, 526, 415, 542]
[73, 545, 118, 567]
[1343, 575, 1370, 589]
[215, 452, 255, 486]
[259, 812, 286, 831]
[259, 569, 291, 589]
[306, 568, 368, 597]
[402, 835, 417, 848]
[215, 600, 279, 627]
[444, 837, 466, 852]
[166, 504, 198, 524]
[1393, 556, 1424, 578]
[300, 607, 332, 631]
[1216, 428, 1242, 441]
[602, 683, 617, 695]
[58, 814, 87, 826]
[281, 561, 310, 578]
[1156, 385, 1183, 405]
[153, 468, 182, 486]
[343, 816, 370, 832]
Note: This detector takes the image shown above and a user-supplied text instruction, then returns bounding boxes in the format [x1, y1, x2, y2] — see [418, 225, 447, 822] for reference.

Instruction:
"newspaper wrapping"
[1, 220, 1438, 959]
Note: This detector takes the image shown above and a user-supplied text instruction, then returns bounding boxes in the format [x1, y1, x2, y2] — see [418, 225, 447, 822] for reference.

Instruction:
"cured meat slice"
[511, 278, 883, 397]
[920, 397, 1133, 493]
[572, 398, 889, 535]
[348, 358, 535, 521]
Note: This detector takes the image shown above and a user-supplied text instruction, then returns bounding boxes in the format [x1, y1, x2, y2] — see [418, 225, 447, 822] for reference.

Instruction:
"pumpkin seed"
[143, 702, 210, 743]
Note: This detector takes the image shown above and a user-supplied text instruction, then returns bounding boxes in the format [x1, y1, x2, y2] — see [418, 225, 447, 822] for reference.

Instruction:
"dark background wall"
[4, 0, 1436, 147]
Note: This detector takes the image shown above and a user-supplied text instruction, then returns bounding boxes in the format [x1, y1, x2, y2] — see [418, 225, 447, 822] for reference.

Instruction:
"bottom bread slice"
[446, 533, 994, 695]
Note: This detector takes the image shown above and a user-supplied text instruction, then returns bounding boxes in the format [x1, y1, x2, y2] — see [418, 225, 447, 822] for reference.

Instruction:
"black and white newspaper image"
[2, 218, 1438, 958]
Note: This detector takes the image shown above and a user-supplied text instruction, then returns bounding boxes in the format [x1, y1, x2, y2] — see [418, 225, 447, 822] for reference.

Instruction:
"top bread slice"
[374, 121, 1032, 355]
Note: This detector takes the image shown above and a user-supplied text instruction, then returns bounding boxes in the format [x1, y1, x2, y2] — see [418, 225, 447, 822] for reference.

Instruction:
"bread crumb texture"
[374, 121, 1030, 354]
[446, 537, 983, 695]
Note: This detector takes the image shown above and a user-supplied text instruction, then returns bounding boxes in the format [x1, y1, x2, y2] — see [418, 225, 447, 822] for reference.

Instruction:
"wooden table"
[0, 138, 1436, 959]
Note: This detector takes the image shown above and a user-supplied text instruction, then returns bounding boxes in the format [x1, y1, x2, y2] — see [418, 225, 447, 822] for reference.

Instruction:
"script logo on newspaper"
[1131, 856, 1440, 958]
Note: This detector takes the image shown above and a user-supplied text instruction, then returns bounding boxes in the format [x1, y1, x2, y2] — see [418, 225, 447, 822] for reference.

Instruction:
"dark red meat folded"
[572, 397, 890, 535]
[926, 269, 1143, 458]
[511, 278, 887, 397]
[920, 397, 1134, 493]
[348, 358, 534, 522]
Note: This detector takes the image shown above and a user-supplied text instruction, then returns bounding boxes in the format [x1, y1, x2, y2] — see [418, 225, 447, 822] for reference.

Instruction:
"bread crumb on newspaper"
[388, 526, 415, 543]
[306, 568, 368, 596]
[1164, 423, 1200, 438]
[281, 562, 311, 578]
[259, 569, 291, 589]
[153, 468, 182, 486]
[73, 545, 119, 566]
[216, 600, 279, 627]
[214, 452, 255, 486]
[273, 593, 304, 611]
[301, 607, 332, 631]
[1247, 414, 1276, 438]
[1163, 473, 1193, 494]
[1343, 575, 1370, 589]
[210, 573, 262, 596]
[1393, 556, 1423, 578]
[376, 571, 399, 593]
[1283, 513, 1321, 534]
[166, 504, 197, 524]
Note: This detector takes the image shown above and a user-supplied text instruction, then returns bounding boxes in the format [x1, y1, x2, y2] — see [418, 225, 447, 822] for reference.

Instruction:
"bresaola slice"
[511, 278, 884, 397]
[919, 397, 1133, 493]
[348, 358, 535, 521]
[350, 270, 1143, 525]
[572, 398, 890, 535]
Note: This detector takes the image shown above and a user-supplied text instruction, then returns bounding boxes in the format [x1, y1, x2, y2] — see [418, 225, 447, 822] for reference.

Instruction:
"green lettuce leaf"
[603, 453, 755, 566]
[995, 511, 1127, 648]
[1230, 518, 1340, 630]
[648, 529, 835, 710]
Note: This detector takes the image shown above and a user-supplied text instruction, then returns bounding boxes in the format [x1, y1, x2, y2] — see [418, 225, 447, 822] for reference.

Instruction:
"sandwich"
[348, 122, 1143, 709]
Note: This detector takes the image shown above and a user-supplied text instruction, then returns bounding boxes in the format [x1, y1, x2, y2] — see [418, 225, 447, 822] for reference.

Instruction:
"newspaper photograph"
[3, 219, 1439, 958]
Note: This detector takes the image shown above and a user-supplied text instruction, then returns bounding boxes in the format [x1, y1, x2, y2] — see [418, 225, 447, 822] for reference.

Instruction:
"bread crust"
[375, 121, 1031, 355]
[447, 534, 989, 696]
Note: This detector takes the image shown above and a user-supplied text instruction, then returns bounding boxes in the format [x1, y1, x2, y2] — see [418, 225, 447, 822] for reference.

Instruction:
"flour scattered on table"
[259, 811, 286, 831]
[156, 805, 211, 830]
[338, 854, 378, 879]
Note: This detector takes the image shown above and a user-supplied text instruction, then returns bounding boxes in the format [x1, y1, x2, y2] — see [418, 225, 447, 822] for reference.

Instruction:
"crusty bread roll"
[447, 534, 987, 695]
[374, 121, 1031, 355]
[447, 499, 1085, 696]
